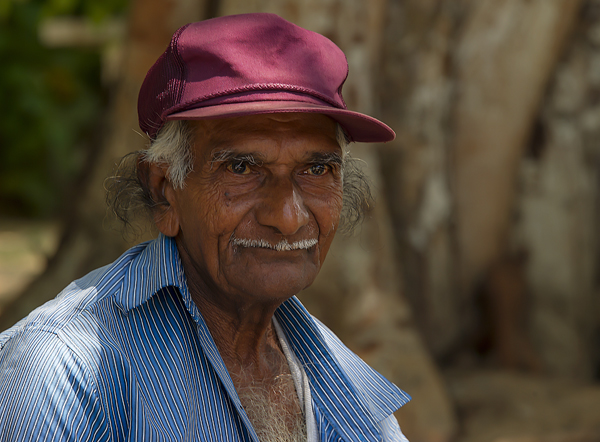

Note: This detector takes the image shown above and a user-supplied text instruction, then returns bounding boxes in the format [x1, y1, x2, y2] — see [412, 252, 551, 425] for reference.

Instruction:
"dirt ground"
[0, 219, 59, 311]
[1, 219, 599, 442]
[446, 369, 600, 442]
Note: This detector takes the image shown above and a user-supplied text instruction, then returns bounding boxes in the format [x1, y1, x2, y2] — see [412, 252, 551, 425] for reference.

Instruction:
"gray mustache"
[230, 237, 318, 251]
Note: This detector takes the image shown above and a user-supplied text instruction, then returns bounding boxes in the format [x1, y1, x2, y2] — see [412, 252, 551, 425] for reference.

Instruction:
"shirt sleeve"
[0, 329, 110, 442]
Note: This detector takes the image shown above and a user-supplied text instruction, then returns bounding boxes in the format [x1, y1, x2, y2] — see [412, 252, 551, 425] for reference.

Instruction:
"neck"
[198, 294, 282, 369]
[184, 275, 290, 379]
[180, 257, 307, 441]
[175, 238, 293, 380]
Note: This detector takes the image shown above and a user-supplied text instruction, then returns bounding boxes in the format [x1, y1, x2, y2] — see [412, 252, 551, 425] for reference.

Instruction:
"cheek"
[310, 190, 344, 242]
[179, 184, 236, 233]
[325, 189, 344, 227]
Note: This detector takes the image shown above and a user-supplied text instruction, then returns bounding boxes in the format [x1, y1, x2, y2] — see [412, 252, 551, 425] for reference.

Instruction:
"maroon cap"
[138, 13, 395, 143]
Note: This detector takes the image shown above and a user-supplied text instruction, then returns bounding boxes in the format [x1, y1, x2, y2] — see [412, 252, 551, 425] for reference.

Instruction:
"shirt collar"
[115, 234, 187, 311]
[275, 298, 410, 442]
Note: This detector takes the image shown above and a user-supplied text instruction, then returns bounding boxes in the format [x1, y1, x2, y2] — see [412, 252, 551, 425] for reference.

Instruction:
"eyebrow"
[209, 149, 343, 169]
[308, 151, 343, 166]
[209, 149, 264, 169]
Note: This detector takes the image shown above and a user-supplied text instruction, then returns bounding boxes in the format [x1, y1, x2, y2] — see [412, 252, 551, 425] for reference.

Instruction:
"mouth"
[230, 236, 318, 252]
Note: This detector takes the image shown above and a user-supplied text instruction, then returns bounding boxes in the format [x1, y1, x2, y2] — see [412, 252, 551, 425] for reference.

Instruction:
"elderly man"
[0, 13, 410, 442]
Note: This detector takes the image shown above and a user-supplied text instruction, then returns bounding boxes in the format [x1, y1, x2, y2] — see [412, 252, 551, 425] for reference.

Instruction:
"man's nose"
[256, 177, 310, 236]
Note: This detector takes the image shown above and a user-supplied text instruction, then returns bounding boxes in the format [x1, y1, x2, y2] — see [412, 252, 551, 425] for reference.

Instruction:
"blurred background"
[1, 0, 600, 441]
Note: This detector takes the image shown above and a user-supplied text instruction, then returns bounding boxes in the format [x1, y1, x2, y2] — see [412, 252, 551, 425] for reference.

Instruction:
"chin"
[232, 269, 318, 303]
[220, 246, 323, 302]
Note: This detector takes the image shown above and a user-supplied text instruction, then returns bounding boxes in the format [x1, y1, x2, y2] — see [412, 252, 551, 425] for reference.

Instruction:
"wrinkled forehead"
[189, 113, 341, 157]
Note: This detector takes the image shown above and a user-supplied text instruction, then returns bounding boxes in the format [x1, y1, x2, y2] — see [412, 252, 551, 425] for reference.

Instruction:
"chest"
[234, 373, 306, 442]
[89, 291, 387, 441]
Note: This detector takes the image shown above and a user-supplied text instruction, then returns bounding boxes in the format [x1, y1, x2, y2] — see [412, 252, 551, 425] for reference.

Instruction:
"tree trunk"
[452, 0, 583, 298]
[379, 0, 463, 360]
[511, 0, 600, 379]
[379, 0, 585, 373]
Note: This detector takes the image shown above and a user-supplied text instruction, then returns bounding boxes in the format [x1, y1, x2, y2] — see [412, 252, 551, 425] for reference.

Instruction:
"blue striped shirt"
[0, 234, 410, 441]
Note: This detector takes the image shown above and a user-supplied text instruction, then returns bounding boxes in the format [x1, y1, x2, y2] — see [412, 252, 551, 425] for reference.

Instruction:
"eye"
[307, 164, 329, 176]
[227, 160, 251, 175]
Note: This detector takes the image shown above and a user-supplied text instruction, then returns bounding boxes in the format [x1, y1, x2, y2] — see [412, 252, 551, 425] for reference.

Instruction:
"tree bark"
[511, 0, 600, 379]
[379, 0, 584, 367]
[452, 0, 583, 297]
[379, 0, 462, 359]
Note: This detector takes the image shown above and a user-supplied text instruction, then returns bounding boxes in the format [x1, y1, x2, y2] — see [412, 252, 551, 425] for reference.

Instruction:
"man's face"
[160, 113, 344, 307]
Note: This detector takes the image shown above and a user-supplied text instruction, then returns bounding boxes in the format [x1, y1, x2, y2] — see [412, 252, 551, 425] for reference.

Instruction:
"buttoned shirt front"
[0, 234, 410, 441]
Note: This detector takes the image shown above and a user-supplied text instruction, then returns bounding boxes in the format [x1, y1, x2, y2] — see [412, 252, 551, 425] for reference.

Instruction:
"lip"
[230, 243, 318, 268]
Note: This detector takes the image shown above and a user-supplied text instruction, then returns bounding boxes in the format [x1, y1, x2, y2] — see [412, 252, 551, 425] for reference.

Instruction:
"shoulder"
[312, 318, 411, 441]
[314, 317, 410, 405]
[0, 248, 149, 441]
[0, 326, 93, 385]
[312, 316, 397, 393]
[0, 242, 148, 350]
[0, 241, 155, 405]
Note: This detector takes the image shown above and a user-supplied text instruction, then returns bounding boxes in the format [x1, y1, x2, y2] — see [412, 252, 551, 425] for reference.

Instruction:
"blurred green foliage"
[0, 0, 128, 217]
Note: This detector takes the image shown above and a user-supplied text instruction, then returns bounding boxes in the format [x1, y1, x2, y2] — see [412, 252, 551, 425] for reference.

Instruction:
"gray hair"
[141, 120, 194, 189]
[106, 120, 372, 235]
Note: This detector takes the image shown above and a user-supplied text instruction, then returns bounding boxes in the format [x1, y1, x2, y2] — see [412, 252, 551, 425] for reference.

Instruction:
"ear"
[137, 159, 181, 237]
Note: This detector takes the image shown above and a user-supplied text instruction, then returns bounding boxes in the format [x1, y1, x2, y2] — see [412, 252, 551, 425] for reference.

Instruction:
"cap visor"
[166, 101, 395, 143]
